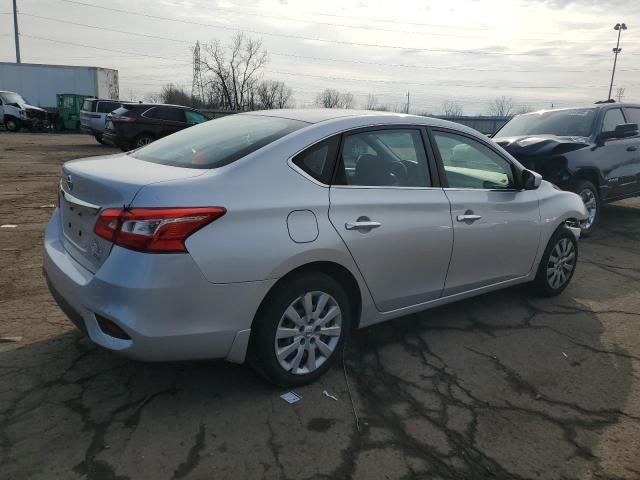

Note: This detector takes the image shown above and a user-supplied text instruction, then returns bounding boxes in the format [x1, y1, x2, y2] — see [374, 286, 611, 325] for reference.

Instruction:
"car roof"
[240, 108, 476, 132]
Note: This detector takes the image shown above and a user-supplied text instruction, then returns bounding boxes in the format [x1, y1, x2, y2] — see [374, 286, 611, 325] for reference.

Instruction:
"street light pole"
[608, 22, 627, 101]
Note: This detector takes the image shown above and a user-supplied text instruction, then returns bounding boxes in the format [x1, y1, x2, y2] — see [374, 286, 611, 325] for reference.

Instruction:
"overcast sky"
[1, 0, 638, 114]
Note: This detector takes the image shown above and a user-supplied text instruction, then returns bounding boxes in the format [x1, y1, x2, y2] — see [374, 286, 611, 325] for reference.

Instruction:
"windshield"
[0, 92, 27, 107]
[496, 109, 597, 138]
[131, 114, 308, 168]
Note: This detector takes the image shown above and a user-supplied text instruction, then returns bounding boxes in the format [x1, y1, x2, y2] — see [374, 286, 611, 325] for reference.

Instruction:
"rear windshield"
[496, 109, 597, 138]
[130, 114, 309, 169]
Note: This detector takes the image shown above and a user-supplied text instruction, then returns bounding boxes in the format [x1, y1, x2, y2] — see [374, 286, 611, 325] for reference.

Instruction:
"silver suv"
[80, 98, 130, 144]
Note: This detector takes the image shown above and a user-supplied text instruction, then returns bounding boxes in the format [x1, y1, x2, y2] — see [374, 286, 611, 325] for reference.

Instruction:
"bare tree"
[364, 94, 379, 110]
[441, 100, 464, 117]
[201, 33, 268, 111]
[515, 105, 534, 114]
[315, 89, 354, 108]
[615, 87, 626, 103]
[255, 80, 293, 109]
[144, 91, 161, 103]
[487, 96, 515, 117]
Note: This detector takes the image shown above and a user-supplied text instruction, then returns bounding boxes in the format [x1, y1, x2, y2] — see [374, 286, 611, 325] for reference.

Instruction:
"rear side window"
[292, 137, 340, 184]
[145, 107, 186, 122]
[131, 114, 308, 169]
[111, 106, 133, 116]
[601, 108, 626, 132]
[96, 101, 120, 113]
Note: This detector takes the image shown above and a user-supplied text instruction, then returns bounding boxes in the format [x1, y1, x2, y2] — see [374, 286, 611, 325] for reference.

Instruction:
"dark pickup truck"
[494, 103, 640, 235]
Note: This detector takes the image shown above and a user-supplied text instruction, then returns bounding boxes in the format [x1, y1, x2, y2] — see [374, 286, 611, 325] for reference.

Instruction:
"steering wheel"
[388, 161, 408, 186]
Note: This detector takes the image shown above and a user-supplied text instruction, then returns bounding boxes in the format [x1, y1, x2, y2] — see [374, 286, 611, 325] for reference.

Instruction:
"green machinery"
[56, 93, 86, 130]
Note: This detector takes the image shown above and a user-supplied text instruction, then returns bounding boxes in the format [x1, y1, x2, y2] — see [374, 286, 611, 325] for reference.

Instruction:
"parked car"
[0, 90, 47, 131]
[493, 103, 640, 235]
[80, 98, 131, 144]
[44, 110, 587, 386]
[101, 103, 209, 151]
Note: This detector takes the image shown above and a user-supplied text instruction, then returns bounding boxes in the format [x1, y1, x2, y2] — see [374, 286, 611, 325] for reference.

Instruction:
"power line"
[15, 10, 640, 74]
[48, 0, 625, 58]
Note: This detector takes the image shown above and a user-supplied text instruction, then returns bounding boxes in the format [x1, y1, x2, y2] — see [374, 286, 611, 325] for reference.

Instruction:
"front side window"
[185, 111, 208, 124]
[335, 129, 430, 187]
[433, 131, 515, 190]
[601, 108, 626, 133]
[131, 114, 308, 169]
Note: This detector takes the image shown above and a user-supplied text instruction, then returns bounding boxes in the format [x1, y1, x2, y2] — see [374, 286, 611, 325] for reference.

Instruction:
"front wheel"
[94, 135, 106, 145]
[4, 117, 20, 132]
[533, 226, 578, 297]
[249, 272, 351, 386]
[568, 179, 599, 237]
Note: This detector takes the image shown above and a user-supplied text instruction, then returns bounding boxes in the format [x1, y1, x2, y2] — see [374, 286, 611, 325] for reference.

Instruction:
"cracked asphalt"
[1, 133, 640, 480]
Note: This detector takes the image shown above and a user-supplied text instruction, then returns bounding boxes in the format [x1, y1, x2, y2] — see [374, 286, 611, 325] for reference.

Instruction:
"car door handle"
[345, 221, 381, 230]
[456, 214, 482, 222]
[627, 145, 638, 152]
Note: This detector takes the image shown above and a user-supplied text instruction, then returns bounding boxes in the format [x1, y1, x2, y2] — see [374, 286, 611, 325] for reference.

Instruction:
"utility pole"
[12, 0, 21, 63]
[406, 91, 410, 114]
[608, 22, 627, 101]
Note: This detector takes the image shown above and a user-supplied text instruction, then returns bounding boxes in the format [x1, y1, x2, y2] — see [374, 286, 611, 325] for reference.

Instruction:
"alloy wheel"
[136, 137, 153, 148]
[274, 291, 342, 375]
[546, 237, 576, 289]
[579, 188, 597, 230]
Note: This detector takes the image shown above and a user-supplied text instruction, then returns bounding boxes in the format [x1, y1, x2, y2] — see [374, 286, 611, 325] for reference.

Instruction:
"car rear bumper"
[101, 131, 128, 150]
[43, 209, 275, 363]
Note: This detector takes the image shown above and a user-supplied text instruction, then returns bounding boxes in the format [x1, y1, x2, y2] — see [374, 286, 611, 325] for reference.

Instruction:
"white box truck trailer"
[0, 62, 119, 108]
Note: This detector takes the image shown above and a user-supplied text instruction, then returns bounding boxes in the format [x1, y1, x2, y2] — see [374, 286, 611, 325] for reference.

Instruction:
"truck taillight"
[94, 207, 226, 253]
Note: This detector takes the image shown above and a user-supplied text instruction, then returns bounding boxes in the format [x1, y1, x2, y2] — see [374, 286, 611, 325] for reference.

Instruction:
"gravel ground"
[1, 132, 639, 480]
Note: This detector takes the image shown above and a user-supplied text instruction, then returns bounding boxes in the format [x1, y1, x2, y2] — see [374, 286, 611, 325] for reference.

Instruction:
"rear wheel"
[131, 134, 154, 150]
[567, 179, 599, 237]
[249, 272, 351, 386]
[533, 226, 578, 297]
[4, 117, 20, 132]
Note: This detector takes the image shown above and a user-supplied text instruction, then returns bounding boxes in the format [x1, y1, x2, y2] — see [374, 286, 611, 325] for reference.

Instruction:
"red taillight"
[110, 115, 136, 123]
[94, 207, 226, 253]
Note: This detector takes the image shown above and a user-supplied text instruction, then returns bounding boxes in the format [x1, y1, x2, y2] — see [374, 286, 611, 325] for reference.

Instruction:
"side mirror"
[522, 169, 542, 190]
[600, 123, 638, 141]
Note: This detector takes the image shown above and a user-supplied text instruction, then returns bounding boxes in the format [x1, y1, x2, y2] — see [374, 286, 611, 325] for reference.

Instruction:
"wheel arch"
[250, 260, 363, 333]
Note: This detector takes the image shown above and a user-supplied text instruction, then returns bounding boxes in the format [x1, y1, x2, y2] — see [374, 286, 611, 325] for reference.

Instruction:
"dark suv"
[494, 103, 640, 235]
[102, 103, 209, 151]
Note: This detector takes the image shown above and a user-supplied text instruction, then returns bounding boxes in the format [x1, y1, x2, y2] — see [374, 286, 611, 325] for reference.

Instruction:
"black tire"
[130, 134, 155, 150]
[566, 179, 600, 237]
[4, 117, 20, 132]
[249, 271, 351, 387]
[94, 135, 106, 145]
[533, 226, 579, 297]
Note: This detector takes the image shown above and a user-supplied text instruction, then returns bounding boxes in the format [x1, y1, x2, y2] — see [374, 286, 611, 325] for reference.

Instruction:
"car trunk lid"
[59, 153, 207, 273]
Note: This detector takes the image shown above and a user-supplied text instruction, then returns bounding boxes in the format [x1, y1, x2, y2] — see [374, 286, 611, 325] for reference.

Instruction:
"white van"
[0, 90, 47, 132]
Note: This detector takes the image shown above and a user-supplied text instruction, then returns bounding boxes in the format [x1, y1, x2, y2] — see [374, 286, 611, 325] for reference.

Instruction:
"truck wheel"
[567, 179, 599, 237]
[4, 117, 20, 132]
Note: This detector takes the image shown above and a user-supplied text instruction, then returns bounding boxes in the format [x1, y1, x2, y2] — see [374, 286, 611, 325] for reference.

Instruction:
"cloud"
[530, 0, 637, 8]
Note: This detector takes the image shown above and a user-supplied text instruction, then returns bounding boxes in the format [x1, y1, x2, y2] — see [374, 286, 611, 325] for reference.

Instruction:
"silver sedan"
[44, 110, 588, 386]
